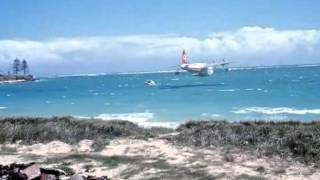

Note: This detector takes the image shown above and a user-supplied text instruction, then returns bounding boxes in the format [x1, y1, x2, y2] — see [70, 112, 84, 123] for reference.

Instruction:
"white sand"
[0, 80, 27, 84]
[1, 138, 319, 180]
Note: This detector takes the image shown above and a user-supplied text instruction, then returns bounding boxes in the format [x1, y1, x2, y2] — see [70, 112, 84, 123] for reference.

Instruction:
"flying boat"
[178, 49, 231, 76]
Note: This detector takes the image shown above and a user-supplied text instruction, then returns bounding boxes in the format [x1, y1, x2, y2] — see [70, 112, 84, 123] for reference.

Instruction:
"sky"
[0, 0, 320, 75]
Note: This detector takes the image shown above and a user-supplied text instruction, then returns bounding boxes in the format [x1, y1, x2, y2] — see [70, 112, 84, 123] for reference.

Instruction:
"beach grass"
[172, 120, 320, 164]
[1, 117, 320, 164]
[0, 116, 173, 145]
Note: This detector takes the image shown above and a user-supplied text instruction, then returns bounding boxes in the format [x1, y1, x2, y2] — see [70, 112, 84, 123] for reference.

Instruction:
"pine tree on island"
[7, 58, 34, 82]
[21, 59, 29, 75]
[13, 58, 21, 76]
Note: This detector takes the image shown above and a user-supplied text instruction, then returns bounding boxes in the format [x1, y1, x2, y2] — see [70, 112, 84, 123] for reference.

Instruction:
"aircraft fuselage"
[180, 63, 214, 76]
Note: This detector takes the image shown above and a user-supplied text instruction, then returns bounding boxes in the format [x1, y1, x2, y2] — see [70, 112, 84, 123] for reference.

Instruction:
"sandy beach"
[1, 137, 319, 180]
[0, 79, 27, 84]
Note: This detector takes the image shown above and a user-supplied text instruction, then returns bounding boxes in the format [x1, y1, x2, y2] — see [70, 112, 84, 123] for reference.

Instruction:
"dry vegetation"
[0, 116, 173, 145]
[172, 120, 320, 164]
[1, 117, 320, 165]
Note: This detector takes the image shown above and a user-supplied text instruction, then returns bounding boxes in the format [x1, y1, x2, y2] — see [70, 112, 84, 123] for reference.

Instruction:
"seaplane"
[178, 49, 231, 76]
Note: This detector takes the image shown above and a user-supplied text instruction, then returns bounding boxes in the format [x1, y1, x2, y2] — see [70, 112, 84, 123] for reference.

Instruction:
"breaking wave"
[56, 73, 108, 78]
[94, 112, 153, 123]
[138, 122, 179, 128]
[75, 112, 178, 128]
[117, 70, 176, 75]
[219, 89, 239, 92]
[230, 64, 320, 70]
[232, 107, 320, 115]
[56, 70, 177, 78]
[0, 106, 7, 110]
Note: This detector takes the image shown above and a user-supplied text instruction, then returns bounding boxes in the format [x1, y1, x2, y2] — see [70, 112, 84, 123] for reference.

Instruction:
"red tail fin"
[182, 49, 187, 64]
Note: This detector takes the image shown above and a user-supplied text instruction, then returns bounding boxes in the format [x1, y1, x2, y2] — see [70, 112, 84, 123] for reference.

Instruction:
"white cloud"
[0, 26, 320, 75]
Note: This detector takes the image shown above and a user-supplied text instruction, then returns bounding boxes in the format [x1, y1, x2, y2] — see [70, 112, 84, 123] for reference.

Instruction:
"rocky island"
[0, 74, 35, 83]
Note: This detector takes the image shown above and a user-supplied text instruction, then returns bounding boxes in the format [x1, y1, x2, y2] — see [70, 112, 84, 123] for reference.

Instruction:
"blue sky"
[1, 0, 320, 38]
[0, 0, 320, 75]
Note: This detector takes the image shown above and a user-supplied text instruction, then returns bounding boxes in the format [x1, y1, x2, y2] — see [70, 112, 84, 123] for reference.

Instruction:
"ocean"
[0, 65, 319, 127]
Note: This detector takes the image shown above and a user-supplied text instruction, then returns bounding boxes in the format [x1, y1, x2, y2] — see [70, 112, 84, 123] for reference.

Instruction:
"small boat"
[144, 80, 157, 86]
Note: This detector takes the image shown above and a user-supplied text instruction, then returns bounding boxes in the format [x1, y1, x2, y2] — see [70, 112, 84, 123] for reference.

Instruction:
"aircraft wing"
[210, 60, 232, 67]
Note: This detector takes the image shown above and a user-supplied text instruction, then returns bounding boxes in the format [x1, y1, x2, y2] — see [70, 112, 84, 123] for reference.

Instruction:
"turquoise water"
[0, 66, 320, 126]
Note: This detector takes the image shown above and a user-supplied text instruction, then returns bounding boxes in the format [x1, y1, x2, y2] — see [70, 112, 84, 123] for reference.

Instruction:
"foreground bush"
[172, 120, 320, 163]
[2, 117, 320, 164]
[0, 116, 171, 144]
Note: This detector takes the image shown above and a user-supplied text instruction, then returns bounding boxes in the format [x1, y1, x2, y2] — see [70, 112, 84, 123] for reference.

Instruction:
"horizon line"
[40, 63, 320, 78]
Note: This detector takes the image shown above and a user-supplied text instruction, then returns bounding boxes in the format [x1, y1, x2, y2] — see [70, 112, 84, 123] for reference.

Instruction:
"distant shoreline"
[40, 63, 320, 79]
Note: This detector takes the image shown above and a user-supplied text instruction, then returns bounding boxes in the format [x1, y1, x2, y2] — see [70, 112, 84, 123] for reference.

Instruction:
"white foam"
[138, 122, 179, 128]
[240, 115, 289, 121]
[57, 73, 107, 78]
[245, 88, 263, 91]
[75, 112, 177, 128]
[94, 112, 154, 123]
[229, 64, 320, 71]
[211, 114, 221, 117]
[0, 107, 7, 110]
[296, 64, 320, 68]
[219, 89, 238, 92]
[201, 113, 209, 116]
[232, 107, 320, 115]
[0, 80, 26, 84]
[74, 115, 91, 119]
[34, 79, 47, 83]
[201, 113, 221, 118]
[117, 70, 176, 75]
[47, 70, 176, 79]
